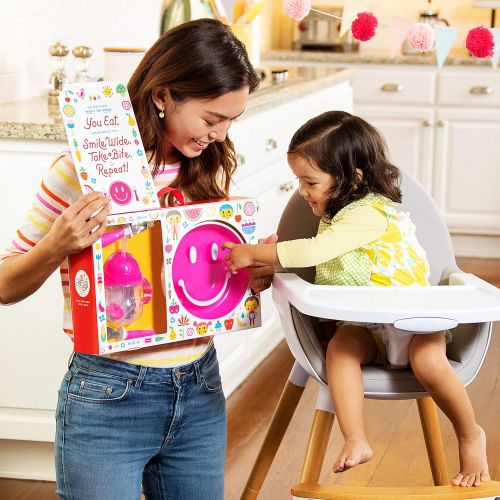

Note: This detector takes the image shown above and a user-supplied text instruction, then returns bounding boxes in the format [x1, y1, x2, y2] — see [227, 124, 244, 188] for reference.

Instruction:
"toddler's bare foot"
[452, 425, 490, 487]
[333, 438, 373, 473]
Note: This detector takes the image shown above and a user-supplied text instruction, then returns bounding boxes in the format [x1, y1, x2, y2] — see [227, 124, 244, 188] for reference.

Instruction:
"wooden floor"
[1, 257, 499, 500]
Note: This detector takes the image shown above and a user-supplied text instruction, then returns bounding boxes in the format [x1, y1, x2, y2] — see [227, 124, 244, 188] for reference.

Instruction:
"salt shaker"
[72, 45, 93, 83]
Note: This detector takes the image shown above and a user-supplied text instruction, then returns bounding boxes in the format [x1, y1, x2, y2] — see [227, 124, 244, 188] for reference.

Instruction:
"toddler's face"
[288, 154, 334, 217]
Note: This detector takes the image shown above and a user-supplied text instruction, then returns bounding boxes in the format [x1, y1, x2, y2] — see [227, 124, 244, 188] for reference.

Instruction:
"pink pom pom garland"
[407, 22, 435, 52]
[285, 0, 311, 21]
[466, 26, 495, 58]
[283, 4, 498, 65]
[351, 12, 378, 42]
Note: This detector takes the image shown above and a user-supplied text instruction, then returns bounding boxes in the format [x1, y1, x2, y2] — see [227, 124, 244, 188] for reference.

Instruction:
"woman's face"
[156, 87, 249, 163]
[288, 154, 335, 217]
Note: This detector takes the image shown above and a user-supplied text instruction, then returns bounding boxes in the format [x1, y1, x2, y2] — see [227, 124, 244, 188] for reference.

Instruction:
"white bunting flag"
[434, 26, 459, 70]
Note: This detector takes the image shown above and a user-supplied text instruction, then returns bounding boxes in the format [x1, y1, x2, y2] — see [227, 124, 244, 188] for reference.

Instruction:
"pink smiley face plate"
[163, 197, 260, 340]
[172, 222, 248, 319]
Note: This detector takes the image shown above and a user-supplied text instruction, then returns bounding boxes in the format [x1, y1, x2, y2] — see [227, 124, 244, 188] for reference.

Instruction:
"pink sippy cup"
[104, 250, 152, 329]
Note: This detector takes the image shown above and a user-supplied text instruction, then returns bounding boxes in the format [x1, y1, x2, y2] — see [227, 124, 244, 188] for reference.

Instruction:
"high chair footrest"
[273, 273, 500, 326]
[292, 481, 500, 499]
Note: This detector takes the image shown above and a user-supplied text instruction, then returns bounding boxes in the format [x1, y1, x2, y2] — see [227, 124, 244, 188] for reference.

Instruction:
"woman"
[0, 19, 274, 500]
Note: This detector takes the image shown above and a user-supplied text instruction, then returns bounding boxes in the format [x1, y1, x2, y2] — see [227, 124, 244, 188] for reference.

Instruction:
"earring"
[158, 109, 165, 118]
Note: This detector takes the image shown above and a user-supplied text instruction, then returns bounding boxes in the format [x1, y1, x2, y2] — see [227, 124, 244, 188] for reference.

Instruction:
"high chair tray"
[273, 272, 500, 331]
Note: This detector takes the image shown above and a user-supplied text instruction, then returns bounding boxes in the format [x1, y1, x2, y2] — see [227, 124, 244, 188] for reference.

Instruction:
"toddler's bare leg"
[409, 333, 489, 487]
[326, 325, 378, 473]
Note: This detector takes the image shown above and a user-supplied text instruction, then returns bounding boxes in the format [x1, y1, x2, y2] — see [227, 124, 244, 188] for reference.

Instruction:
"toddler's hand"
[222, 242, 254, 273]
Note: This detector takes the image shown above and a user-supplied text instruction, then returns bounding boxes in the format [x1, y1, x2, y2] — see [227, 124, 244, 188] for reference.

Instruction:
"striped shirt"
[0, 152, 211, 367]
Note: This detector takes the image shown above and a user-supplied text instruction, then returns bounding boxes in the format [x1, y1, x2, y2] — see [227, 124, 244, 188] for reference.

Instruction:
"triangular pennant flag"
[340, 0, 371, 37]
[434, 26, 459, 70]
[491, 27, 500, 69]
[389, 16, 415, 58]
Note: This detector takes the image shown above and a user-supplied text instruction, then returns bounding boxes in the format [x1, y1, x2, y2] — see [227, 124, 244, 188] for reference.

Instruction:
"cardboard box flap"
[59, 81, 160, 215]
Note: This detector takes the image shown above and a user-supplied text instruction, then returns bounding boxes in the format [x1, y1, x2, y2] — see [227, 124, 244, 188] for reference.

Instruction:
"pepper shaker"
[48, 41, 69, 104]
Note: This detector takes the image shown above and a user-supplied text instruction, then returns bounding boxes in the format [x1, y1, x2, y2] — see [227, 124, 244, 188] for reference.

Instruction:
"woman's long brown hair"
[128, 19, 260, 203]
[288, 111, 402, 219]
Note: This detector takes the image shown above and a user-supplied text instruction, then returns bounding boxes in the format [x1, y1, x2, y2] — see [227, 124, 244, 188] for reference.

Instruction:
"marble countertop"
[0, 66, 353, 142]
[263, 48, 493, 67]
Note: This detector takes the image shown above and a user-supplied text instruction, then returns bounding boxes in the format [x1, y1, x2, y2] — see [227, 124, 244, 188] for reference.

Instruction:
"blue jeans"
[55, 344, 226, 500]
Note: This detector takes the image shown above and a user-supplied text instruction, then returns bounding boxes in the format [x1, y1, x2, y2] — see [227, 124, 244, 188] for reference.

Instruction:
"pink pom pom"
[285, 0, 311, 21]
[466, 26, 495, 58]
[407, 23, 435, 52]
[351, 12, 378, 42]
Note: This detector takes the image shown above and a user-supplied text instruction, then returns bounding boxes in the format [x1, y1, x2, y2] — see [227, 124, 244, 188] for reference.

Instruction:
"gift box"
[68, 197, 260, 355]
[60, 81, 261, 355]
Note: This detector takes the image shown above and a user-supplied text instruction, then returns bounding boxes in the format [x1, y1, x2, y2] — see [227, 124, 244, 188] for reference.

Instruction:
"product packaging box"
[60, 81, 260, 355]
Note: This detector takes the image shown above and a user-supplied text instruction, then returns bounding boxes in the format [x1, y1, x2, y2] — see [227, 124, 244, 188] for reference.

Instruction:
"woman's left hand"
[248, 234, 278, 293]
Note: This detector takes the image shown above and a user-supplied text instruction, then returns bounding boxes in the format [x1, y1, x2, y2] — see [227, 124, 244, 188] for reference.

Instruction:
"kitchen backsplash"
[0, 0, 163, 104]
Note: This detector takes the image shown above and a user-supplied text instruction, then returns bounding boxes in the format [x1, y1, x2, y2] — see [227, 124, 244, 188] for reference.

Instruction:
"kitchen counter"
[263, 48, 493, 67]
[0, 66, 353, 141]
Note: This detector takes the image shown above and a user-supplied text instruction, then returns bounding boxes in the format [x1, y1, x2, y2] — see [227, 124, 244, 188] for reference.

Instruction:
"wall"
[269, 0, 494, 51]
[0, 0, 164, 104]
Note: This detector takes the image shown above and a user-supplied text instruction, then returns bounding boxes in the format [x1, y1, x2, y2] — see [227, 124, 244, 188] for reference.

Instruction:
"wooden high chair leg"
[417, 396, 449, 486]
[240, 362, 309, 500]
[300, 386, 335, 485]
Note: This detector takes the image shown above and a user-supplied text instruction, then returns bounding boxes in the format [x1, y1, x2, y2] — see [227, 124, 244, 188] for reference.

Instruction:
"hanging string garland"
[351, 12, 379, 42]
[284, 0, 497, 59]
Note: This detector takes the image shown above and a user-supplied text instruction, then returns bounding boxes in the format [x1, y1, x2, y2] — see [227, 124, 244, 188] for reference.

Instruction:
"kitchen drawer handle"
[236, 153, 246, 166]
[469, 86, 493, 95]
[381, 83, 404, 93]
[265, 138, 278, 152]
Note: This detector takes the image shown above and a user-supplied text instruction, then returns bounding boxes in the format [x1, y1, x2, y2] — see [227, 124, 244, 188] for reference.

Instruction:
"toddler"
[223, 111, 489, 487]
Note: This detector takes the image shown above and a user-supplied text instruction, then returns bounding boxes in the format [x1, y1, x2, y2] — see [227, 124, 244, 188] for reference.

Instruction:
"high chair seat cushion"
[289, 306, 491, 399]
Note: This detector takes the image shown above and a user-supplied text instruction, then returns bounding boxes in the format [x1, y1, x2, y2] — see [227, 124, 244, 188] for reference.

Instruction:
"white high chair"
[241, 172, 500, 500]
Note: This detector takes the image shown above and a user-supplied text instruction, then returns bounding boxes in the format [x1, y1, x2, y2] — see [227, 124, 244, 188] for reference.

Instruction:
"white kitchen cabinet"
[0, 77, 354, 479]
[351, 66, 438, 193]
[277, 64, 440, 194]
[433, 107, 500, 236]
[355, 66, 500, 246]
[352, 67, 436, 106]
[355, 104, 435, 192]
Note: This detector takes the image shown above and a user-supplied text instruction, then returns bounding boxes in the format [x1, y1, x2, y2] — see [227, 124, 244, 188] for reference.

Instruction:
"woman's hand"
[248, 234, 278, 293]
[0, 192, 111, 305]
[46, 192, 111, 261]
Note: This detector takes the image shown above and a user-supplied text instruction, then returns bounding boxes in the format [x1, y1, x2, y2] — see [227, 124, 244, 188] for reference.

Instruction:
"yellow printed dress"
[315, 193, 430, 288]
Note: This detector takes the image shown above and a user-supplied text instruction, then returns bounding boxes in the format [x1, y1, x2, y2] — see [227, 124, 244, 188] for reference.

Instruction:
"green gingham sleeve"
[276, 204, 388, 268]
